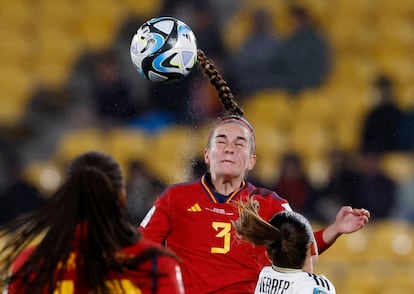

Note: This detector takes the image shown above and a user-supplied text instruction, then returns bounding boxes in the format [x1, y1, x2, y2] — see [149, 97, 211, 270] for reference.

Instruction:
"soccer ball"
[130, 16, 198, 83]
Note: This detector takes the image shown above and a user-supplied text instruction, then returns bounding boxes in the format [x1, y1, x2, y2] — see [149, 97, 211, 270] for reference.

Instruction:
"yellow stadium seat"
[385, 268, 414, 293]
[0, 66, 34, 126]
[398, 84, 414, 110]
[327, 17, 377, 55]
[293, 89, 337, 126]
[375, 18, 414, 53]
[0, 30, 32, 67]
[367, 220, 414, 261]
[329, 54, 378, 88]
[36, 0, 80, 29]
[319, 228, 372, 264]
[333, 0, 376, 17]
[221, 9, 252, 52]
[122, 0, 162, 18]
[106, 128, 149, 174]
[54, 128, 109, 163]
[332, 119, 362, 152]
[290, 122, 333, 161]
[375, 53, 414, 86]
[243, 90, 294, 131]
[0, 98, 27, 127]
[346, 267, 384, 293]
[222, 0, 286, 52]
[254, 126, 289, 184]
[77, 16, 118, 51]
[32, 62, 73, 89]
[32, 27, 81, 87]
[321, 84, 371, 151]
[376, 0, 414, 19]
[0, 0, 32, 32]
[381, 152, 414, 183]
[144, 126, 196, 184]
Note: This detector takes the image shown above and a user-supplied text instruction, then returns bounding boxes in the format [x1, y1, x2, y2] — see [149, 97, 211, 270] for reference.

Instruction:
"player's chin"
[217, 169, 242, 179]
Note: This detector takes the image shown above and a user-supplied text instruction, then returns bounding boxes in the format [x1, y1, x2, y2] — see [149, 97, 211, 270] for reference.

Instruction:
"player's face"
[205, 123, 256, 179]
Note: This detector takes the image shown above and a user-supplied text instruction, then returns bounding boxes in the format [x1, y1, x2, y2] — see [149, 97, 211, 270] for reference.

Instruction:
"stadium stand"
[1, 0, 414, 292]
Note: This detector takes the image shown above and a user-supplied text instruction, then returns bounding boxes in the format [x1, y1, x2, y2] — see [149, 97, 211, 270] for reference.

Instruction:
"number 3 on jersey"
[211, 222, 231, 254]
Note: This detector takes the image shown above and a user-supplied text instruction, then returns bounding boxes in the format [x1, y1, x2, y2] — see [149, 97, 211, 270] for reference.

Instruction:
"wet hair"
[197, 49, 256, 153]
[197, 49, 243, 116]
[0, 151, 176, 294]
[233, 197, 314, 269]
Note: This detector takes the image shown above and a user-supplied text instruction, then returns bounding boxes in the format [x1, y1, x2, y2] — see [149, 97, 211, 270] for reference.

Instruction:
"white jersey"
[254, 266, 336, 294]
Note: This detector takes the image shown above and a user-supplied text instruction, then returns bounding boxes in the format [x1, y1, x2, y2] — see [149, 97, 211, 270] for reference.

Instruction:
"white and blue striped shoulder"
[305, 273, 336, 294]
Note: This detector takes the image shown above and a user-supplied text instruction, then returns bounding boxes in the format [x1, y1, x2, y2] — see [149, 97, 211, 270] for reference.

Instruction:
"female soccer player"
[139, 50, 370, 293]
[0, 151, 184, 294]
[234, 198, 336, 294]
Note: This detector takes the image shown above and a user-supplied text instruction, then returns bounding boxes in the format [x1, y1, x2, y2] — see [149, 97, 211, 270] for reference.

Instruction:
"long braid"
[0, 152, 177, 294]
[197, 49, 244, 116]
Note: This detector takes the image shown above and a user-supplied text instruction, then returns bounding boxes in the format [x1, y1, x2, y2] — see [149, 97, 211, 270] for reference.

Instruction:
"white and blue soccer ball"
[130, 17, 198, 83]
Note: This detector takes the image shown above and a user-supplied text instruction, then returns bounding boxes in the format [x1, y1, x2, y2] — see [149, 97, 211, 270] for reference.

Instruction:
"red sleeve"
[155, 256, 185, 294]
[314, 228, 332, 254]
[8, 247, 36, 294]
[11, 247, 36, 273]
[139, 193, 172, 244]
[122, 239, 184, 294]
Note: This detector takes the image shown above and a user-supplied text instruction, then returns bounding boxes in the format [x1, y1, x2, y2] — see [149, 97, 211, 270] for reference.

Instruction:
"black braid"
[197, 49, 244, 116]
[0, 152, 178, 294]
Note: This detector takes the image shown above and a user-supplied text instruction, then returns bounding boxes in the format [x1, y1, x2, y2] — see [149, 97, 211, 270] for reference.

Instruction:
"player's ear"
[310, 241, 318, 256]
[204, 148, 210, 165]
[246, 154, 257, 171]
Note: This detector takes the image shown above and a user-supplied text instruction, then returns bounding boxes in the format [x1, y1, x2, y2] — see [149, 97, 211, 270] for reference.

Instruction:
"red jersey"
[8, 238, 184, 294]
[139, 175, 293, 294]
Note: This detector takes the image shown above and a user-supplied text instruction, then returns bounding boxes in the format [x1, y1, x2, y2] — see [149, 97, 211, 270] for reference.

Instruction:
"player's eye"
[235, 141, 246, 147]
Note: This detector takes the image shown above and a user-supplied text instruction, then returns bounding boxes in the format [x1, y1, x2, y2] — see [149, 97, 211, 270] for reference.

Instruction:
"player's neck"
[211, 176, 243, 196]
[271, 265, 302, 273]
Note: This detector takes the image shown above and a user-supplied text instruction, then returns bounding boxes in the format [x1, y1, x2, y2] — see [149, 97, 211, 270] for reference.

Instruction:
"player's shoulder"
[245, 184, 290, 209]
[123, 237, 163, 254]
[123, 239, 179, 266]
[153, 180, 202, 205]
[246, 184, 286, 202]
[162, 179, 201, 195]
[303, 272, 336, 294]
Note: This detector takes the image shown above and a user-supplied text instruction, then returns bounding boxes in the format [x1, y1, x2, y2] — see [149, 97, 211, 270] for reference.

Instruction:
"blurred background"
[1, 0, 414, 292]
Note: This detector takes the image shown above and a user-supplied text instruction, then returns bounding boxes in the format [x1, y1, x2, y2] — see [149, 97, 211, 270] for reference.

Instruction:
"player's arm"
[251, 189, 369, 254]
[315, 206, 370, 254]
[155, 256, 185, 294]
[261, 189, 369, 254]
[6, 247, 36, 293]
[138, 194, 172, 244]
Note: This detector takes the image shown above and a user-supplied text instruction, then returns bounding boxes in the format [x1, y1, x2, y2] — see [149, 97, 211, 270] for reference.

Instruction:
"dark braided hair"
[0, 151, 176, 294]
[197, 49, 244, 116]
[197, 49, 257, 153]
